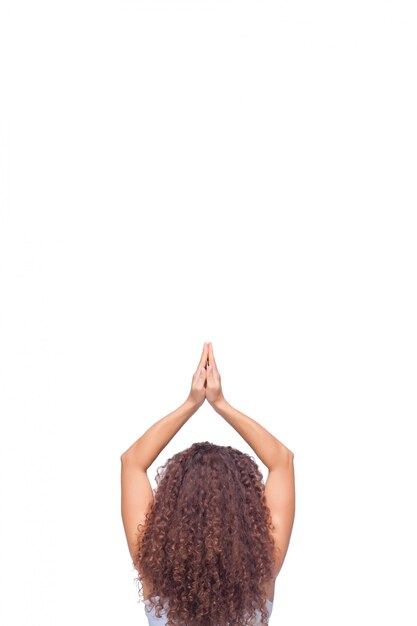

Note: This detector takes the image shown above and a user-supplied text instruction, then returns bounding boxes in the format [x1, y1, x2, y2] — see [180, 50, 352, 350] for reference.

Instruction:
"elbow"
[282, 442, 294, 458]
[268, 448, 294, 472]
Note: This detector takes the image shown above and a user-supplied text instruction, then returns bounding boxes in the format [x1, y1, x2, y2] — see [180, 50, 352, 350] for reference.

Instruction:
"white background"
[0, 1, 416, 624]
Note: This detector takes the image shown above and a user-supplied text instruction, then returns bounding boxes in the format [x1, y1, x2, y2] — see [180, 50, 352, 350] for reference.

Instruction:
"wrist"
[185, 396, 204, 411]
[211, 396, 228, 413]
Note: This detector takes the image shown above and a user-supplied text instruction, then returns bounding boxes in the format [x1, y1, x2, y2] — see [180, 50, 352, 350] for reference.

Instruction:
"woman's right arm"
[205, 342, 293, 469]
[206, 342, 295, 577]
[211, 397, 293, 470]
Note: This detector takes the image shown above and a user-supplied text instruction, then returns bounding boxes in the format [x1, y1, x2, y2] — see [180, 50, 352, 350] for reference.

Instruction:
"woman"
[121, 343, 295, 626]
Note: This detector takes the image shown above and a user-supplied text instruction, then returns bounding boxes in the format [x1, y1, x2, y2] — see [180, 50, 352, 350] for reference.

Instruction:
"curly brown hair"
[133, 441, 278, 626]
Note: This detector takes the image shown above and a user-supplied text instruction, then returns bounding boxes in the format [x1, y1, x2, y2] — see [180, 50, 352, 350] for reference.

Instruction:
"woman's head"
[133, 441, 277, 626]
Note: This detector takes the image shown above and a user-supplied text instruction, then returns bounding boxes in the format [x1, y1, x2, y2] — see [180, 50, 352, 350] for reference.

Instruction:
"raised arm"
[120, 342, 209, 469]
[120, 398, 201, 469]
[206, 343, 295, 577]
[205, 342, 293, 467]
[211, 398, 293, 469]
[120, 343, 209, 564]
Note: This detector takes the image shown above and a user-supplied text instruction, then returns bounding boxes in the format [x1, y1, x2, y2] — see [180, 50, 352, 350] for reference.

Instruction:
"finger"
[208, 342, 219, 373]
[198, 342, 209, 370]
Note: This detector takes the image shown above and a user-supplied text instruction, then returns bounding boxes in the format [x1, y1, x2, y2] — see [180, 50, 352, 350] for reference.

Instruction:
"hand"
[206, 342, 225, 407]
[187, 342, 209, 407]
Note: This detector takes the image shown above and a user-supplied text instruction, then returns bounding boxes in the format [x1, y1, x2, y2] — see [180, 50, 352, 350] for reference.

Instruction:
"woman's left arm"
[120, 342, 209, 470]
[120, 343, 208, 563]
[120, 397, 202, 469]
